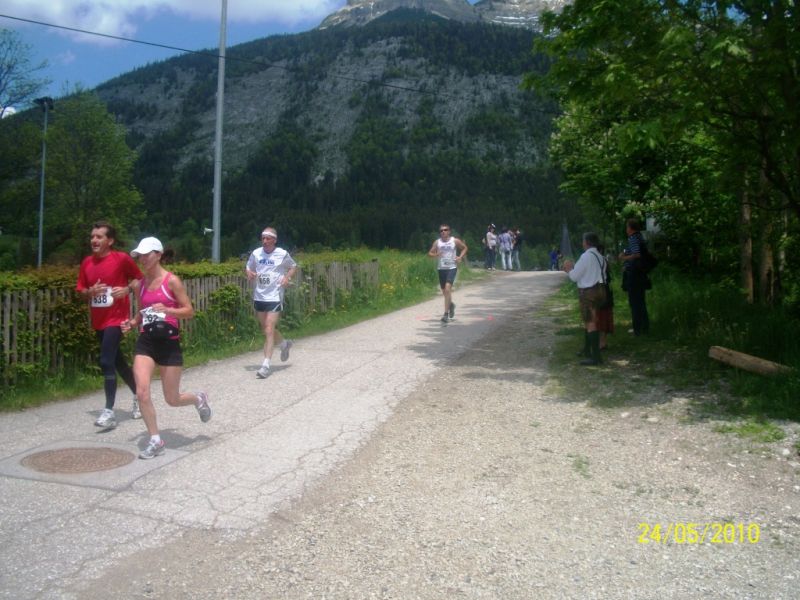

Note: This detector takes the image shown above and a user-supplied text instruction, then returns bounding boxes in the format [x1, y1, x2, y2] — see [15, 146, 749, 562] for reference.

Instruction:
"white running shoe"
[94, 408, 117, 429]
[131, 397, 142, 419]
[139, 439, 165, 459]
[280, 340, 293, 362]
[256, 365, 271, 379]
[195, 391, 212, 423]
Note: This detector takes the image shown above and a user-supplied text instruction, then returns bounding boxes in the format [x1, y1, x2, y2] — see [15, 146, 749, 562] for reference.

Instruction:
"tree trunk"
[739, 185, 754, 303]
[758, 219, 774, 306]
[709, 346, 792, 376]
[757, 160, 775, 306]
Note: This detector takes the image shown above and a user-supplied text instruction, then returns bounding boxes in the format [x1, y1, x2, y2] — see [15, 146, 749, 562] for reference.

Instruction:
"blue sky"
[1, 1, 342, 104]
[2, 1, 481, 109]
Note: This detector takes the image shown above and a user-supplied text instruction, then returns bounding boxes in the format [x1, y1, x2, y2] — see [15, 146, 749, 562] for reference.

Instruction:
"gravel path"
[78, 281, 800, 599]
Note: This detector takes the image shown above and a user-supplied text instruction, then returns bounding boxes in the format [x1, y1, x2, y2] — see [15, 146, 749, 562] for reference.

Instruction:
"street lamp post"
[211, 0, 227, 263]
[34, 96, 54, 268]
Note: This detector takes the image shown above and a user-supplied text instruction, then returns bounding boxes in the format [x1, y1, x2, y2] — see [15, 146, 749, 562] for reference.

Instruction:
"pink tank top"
[139, 272, 180, 330]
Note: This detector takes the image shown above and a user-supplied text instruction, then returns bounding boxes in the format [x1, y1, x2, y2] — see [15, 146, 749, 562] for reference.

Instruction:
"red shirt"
[76, 251, 142, 330]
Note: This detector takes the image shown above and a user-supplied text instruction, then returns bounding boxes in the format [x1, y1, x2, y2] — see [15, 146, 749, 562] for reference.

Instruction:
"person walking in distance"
[498, 226, 513, 271]
[484, 224, 497, 270]
[76, 220, 143, 429]
[428, 224, 468, 323]
[122, 237, 211, 459]
[549, 247, 559, 271]
[246, 227, 298, 378]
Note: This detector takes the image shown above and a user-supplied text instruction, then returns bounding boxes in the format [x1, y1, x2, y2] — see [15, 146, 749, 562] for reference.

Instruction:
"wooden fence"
[0, 261, 379, 386]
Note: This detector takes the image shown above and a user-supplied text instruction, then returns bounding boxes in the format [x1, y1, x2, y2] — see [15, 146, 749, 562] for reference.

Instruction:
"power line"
[0, 13, 452, 100]
[1, 11, 566, 116]
[2, 14, 215, 58]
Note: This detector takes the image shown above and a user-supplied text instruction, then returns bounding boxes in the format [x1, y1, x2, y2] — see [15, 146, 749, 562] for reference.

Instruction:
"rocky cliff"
[474, 0, 569, 29]
[319, 0, 569, 30]
[319, 0, 478, 28]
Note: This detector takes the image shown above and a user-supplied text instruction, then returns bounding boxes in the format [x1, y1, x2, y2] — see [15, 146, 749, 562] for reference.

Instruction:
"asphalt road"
[0, 270, 566, 599]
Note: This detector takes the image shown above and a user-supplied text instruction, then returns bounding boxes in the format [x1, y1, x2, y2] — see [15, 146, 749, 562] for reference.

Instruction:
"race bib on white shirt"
[248, 246, 296, 302]
[91, 287, 114, 308]
[437, 238, 457, 270]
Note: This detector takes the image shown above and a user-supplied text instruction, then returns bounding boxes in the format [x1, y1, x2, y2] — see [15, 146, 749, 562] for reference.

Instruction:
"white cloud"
[55, 50, 77, 65]
[164, 0, 346, 23]
[3, 1, 346, 41]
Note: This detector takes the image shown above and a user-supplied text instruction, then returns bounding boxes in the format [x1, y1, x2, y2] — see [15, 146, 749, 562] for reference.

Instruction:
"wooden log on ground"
[708, 345, 793, 376]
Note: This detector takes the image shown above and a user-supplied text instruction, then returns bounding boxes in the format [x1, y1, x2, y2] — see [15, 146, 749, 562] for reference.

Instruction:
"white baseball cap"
[130, 237, 164, 257]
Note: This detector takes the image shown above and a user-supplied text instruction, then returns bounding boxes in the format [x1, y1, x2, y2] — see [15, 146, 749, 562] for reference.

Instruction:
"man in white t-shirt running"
[428, 223, 468, 324]
[245, 227, 298, 378]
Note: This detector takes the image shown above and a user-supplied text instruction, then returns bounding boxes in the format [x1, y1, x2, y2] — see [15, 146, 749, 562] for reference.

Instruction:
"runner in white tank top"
[436, 237, 458, 270]
[428, 224, 468, 324]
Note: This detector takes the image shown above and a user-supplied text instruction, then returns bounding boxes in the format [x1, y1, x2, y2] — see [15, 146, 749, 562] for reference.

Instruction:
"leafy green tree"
[527, 0, 800, 303]
[44, 92, 142, 260]
[0, 115, 40, 240]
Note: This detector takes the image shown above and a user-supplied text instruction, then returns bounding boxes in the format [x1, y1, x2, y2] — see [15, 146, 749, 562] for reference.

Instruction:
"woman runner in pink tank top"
[122, 237, 212, 460]
[139, 271, 181, 334]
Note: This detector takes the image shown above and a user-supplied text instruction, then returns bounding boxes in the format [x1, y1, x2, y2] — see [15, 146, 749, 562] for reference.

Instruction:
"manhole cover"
[22, 447, 136, 474]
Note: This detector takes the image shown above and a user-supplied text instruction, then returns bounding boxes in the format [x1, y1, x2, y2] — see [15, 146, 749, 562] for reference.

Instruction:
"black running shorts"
[254, 300, 283, 313]
[135, 334, 183, 367]
[438, 268, 457, 288]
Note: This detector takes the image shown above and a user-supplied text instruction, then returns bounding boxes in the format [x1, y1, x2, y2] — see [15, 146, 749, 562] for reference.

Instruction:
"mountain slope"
[101, 15, 550, 178]
[91, 12, 575, 257]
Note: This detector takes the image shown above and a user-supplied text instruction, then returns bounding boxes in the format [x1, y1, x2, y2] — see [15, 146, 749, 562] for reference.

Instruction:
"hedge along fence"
[0, 261, 379, 388]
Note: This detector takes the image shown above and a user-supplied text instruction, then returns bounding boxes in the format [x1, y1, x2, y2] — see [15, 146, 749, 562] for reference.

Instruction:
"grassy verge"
[541, 266, 800, 434]
[2, 250, 485, 410]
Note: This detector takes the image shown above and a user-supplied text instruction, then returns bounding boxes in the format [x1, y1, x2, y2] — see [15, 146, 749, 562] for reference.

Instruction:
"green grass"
[712, 419, 785, 443]
[0, 372, 110, 412]
[544, 265, 800, 424]
[569, 454, 591, 478]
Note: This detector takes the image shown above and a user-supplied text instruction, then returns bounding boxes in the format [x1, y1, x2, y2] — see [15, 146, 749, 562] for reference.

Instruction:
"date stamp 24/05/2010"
[638, 522, 761, 545]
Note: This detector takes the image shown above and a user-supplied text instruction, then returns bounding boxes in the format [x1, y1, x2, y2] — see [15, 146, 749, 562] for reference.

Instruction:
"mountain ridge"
[319, 0, 569, 30]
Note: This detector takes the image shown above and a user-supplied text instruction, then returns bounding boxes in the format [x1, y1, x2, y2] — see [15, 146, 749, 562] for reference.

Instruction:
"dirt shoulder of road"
[79, 297, 800, 599]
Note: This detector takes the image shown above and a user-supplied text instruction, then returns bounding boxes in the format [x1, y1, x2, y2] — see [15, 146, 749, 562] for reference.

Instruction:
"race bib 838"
[91, 287, 114, 308]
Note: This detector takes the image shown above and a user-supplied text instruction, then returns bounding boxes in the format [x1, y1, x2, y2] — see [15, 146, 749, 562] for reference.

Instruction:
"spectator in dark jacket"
[618, 218, 650, 336]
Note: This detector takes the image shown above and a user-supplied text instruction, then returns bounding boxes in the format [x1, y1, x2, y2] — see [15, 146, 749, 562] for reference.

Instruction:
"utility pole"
[34, 97, 54, 268]
[211, 0, 227, 263]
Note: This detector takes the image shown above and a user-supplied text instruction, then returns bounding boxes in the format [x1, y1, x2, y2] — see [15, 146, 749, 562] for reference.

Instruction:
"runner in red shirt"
[76, 221, 143, 429]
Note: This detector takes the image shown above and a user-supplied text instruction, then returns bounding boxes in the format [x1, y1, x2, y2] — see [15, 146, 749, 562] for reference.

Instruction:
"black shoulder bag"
[592, 252, 613, 309]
